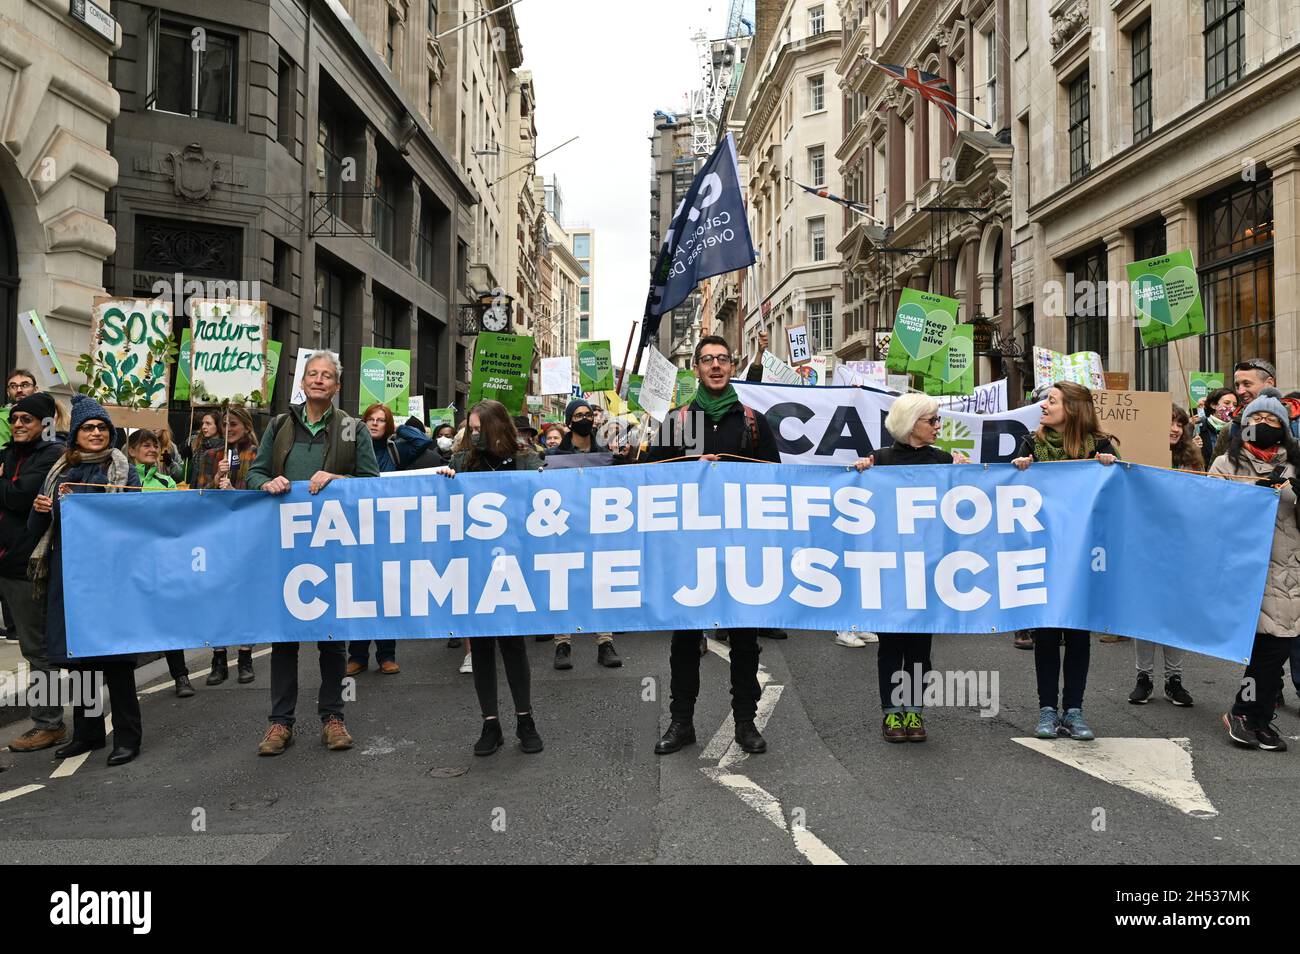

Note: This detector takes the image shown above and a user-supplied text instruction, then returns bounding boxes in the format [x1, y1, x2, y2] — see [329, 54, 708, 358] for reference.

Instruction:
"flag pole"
[785, 176, 886, 225]
[862, 55, 993, 131]
[615, 319, 638, 395]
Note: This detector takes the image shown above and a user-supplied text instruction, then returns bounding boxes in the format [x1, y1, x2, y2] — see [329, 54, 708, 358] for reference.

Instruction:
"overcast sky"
[515, 0, 731, 361]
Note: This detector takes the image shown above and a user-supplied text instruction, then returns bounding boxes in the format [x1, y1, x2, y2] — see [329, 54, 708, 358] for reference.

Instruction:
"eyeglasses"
[80, 422, 111, 433]
[570, 413, 593, 421]
[696, 354, 734, 366]
[924, 416, 942, 426]
[6, 382, 34, 393]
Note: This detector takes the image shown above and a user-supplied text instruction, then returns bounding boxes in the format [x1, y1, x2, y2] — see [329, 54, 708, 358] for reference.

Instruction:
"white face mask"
[437, 437, 454, 452]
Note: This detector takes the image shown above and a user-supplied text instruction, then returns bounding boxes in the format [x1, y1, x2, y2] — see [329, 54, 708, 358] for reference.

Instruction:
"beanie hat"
[69, 393, 112, 437]
[1241, 387, 1289, 432]
[564, 398, 592, 426]
[11, 392, 56, 426]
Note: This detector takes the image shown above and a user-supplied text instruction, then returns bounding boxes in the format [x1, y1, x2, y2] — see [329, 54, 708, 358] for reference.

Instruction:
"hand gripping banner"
[61, 461, 1272, 663]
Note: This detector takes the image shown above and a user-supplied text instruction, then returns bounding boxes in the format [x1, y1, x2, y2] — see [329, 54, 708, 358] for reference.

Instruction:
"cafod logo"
[935, 417, 976, 458]
[578, 347, 598, 375]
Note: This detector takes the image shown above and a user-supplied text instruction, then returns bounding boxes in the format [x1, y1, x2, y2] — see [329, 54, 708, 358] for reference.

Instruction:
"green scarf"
[1206, 413, 1228, 433]
[693, 384, 739, 424]
[1033, 428, 1095, 462]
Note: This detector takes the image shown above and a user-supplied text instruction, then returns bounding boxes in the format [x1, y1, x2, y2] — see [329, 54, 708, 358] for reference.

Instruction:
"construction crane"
[688, 0, 755, 157]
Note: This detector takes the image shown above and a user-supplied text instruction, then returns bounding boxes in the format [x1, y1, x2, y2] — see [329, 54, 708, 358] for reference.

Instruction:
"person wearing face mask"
[1210, 388, 1300, 751]
[1012, 381, 1119, 742]
[1211, 359, 1300, 461]
[1199, 387, 1237, 466]
[552, 399, 605, 455]
[432, 423, 457, 465]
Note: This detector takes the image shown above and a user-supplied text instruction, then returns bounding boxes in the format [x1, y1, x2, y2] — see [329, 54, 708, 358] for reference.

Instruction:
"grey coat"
[1208, 447, 1300, 637]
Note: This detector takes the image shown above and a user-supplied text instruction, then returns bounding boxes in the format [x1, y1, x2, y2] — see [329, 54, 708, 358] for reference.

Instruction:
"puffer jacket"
[1208, 447, 1300, 637]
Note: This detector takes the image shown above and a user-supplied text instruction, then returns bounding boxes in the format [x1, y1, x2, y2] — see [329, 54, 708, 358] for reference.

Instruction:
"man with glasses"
[0, 370, 39, 451]
[1211, 358, 1300, 460]
[641, 335, 780, 757]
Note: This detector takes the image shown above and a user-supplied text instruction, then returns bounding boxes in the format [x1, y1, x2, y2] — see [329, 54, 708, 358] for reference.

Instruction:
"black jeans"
[348, 640, 396, 664]
[165, 650, 188, 679]
[1034, 628, 1090, 711]
[1234, 632, 1291, 724]
[269, 641, 346, 727]
[470, 636, 531, 719]
[876, 633, 933, 712]
[669, 629, 761, 723]
[72, 659, 141, 749]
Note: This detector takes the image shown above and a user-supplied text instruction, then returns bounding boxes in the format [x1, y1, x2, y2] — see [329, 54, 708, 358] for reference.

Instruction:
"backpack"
[676, 403, 760, 453]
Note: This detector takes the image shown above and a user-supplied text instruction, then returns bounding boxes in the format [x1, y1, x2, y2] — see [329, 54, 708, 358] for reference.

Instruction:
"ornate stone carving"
[1049, 0, 1089, 52]
[935, 26, 953, 50]
[161, 143, 221, 201]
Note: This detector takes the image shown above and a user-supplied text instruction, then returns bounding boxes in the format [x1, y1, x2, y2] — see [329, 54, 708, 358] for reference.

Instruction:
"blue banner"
[643, 133, 755, 343]
[61, 461, 1272, 663]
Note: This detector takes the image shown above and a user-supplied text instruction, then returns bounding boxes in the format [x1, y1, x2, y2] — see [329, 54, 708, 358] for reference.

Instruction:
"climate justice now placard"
[62, 461, 1270, 663]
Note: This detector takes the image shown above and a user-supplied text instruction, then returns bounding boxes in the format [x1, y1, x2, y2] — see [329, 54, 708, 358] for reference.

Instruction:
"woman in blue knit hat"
[30, 394, 142, 766]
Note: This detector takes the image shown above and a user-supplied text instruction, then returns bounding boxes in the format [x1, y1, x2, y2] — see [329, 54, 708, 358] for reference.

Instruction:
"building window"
[809, 217, 826, 262]
[579, 288, 590, 313]
[1132, 218, 1168, 391]
[277, 54, 296, 150]
[992, 233, 1003, 317]
[1067, 70, 1090, 181]
[372, 164, 398, 256]
[418, 201, 437, 285]
[809, 145, 825, 187]
[134, 216, 242, 280]
[386, 11, 398, 68]
[428, 0, 439, 34]
[1199, 172, 1275, 374]
[146, 15, 237, 123]
[1204, 0, 1243, 98]
[315, 263, 346, 353]
[985, 28, 997, 129]
[808, 73, 825, 112]
[273, 240, 291, 291]
[374, 293, 401, 350]
[808, 298, 833, 352]
[318, 109, 346, 220]
[809, 5, 825, 36]
[1131, 20, 1152, 142]
[1064, 244, 1107, 357]
[573, 234, 591, 258]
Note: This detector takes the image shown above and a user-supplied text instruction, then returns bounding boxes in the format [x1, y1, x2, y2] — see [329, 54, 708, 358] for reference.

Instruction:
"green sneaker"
[881, 713, 907, 743]
[901, 711, 927, 742]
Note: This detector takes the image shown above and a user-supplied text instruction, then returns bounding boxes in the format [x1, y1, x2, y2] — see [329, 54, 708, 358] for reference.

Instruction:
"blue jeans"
[348, 640, 396, 664]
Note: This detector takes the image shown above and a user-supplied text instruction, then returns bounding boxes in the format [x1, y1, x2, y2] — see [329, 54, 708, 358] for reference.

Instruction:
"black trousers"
[165, 650, 188, 679]
[72, 659, 141, 749]
[1233, 632, 1291, 724]
[348, 639, 396, 664]
[876, 633, 933, 712]
[270, 641, 346, 727]
[470, 636, 531, 719]
[669, 629, 761, 723]
[1034, 628, 1090, 711]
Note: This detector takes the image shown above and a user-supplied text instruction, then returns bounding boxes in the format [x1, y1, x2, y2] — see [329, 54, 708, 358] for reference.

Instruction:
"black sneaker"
[1223, 713, 1259, 749]
[236, 649, 255, 684]
[1255, 720, 1288, 752]
[515, 713, 543, 754]
[597, 641, 622, 668]
[473, 719, 503, 757]
[1164, 675, 1193, 707]
[554, 642, 573, 670]
[1128, 673, 1154, 704]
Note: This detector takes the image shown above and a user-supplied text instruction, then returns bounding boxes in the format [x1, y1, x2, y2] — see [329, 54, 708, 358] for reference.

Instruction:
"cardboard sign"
[405, 394, 425, 426]
[1091, 389, 1171, 468]
[760, 350, 802, 385]
[885, 288, 959, 376]
[639, 348, 677, 422]
[787, 325, 810, 364]
[1189, 372, 1224, 408]
[577, 340, 613, 392]
[797, 355, 828, 386]
[358, 347, 411, 417]
[428, 405, 456, 430]
[541, 356, 572, 395]
[1103, 372, 1130, 391]
[18, 311, 69, 389]
[89, 297, 172, 409]
[1130, 249, 1206, 347]
[1033, 346, 1105, 392]
[674, 368, 700, 407]
[468, 332, 534, 414]
[188, 299, 268, 405]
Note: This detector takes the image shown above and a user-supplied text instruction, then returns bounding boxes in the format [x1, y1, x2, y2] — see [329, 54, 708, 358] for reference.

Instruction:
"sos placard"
[90, 297, 173, 409]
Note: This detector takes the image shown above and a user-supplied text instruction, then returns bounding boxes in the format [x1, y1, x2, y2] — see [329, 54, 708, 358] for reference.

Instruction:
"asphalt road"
[0, 631, 1292, 864]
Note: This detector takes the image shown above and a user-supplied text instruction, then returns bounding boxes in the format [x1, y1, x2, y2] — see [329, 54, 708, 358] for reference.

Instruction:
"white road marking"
[139, 647, 273, 695]
[715, 686, 784, 769]
[1013, 736, 1219, 817]
[0, 783, 44, 802]
[49, 715, 111, 779]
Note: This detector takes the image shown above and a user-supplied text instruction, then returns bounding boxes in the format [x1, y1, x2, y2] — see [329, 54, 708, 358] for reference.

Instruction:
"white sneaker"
[834, 631, 868, 648]
[459, 653, 473, 674]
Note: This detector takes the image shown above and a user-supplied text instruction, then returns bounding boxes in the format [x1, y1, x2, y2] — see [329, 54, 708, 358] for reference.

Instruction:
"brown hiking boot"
[257, 723, 294, 756]
[321, 717, 353, 750]
[345, 660, 365, 676]
[379, 660, 400, 674]
[881, 713, 907, 743]
[9, 726, 68, 752]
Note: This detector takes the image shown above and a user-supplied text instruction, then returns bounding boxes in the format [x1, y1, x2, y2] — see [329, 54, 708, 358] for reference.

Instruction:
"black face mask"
[571, 419, 594, 438]
[1247, 423, 1286, 448]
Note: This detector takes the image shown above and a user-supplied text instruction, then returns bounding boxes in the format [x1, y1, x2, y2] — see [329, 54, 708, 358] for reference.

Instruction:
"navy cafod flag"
[642, 133, 756, 345]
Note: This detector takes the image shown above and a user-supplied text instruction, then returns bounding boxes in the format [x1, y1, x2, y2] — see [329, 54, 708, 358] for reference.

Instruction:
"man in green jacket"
[245, 351, 379, 756]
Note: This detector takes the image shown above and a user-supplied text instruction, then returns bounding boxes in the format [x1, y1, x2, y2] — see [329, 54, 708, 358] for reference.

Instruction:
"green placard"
[885, 288, 961, 379]
[577, 340, 613, 392]
[1189, 371, 1224, 407]
[468, 332, 534, 414]
[674, 370, 698, 408]
[358, 346, 411, 416]
[428, 405, 456, 430]
[266, 340, 282, 394]
[921, 324, 975, 397]
[626, 374, 646, 413]
[174, 327, 192, 402]
[1129, 249, 1205, 347]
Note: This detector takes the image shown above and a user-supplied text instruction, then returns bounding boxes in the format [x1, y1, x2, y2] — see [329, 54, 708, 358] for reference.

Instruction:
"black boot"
[734, 719, 767, 754]
[236, 649, 255, 684]
[174, 675, 195, 698]
[206, 650, 228, 686]
[597, 641, 622, 668]
[516, 713, 543, 754]
[54, 738, 105, 759]
[654, 720, 696, 755]
[474, 719, 503, 757]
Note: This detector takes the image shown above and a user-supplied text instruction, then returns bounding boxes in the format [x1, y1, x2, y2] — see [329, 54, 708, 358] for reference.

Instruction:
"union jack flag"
[869, 61, 958, 130]
[792, 180, 875, 219]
